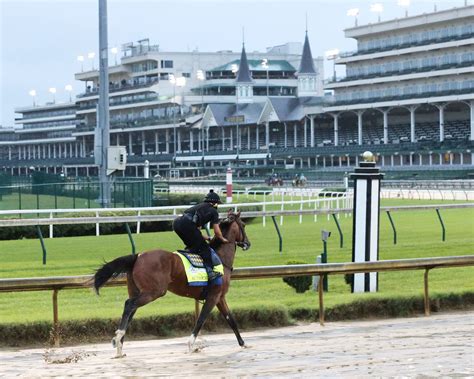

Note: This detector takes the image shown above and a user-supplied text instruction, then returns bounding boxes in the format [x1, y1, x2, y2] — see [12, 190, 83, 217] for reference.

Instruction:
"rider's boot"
[204, 264, 219, 282]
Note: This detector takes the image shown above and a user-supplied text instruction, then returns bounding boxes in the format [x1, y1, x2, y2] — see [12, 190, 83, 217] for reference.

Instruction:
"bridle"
[221, 214, 250, 251]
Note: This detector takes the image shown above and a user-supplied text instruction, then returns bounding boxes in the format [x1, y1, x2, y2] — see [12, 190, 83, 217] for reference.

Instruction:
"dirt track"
[1, 312, 473, 377]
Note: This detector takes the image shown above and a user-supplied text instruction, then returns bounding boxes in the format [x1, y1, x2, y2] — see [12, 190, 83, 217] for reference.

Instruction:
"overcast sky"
[0, 0, 468, 126]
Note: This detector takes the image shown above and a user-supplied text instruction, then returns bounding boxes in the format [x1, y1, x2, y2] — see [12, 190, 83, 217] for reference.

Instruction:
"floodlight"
[231, 64, 239, 74]
[325, 49, 340, 59]
[110, 47, 119, 54]
[398, 0, 410, 6]
[88, 52, 95, 59]
[176, 77, 186, 87]
[77, 55, 84, 62]
[29, 89, 36, 97]
[169, 74, 176, 84]
[65, 84, 73, 91]
[197, 70, 205, 80]
[347, 8, 359, 17]
[49, 87, 57, 94]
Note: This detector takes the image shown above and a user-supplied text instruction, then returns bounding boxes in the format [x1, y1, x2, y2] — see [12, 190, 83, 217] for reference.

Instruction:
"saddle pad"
[173, 251, 224, 286]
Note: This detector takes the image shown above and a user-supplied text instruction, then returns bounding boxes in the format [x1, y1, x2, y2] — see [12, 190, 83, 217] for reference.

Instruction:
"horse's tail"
[93, 254, 138, 294]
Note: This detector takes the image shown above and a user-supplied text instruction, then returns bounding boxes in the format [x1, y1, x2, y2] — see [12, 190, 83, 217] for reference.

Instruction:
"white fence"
[0, 193, 353, 238]
[381, 189, 474, 201]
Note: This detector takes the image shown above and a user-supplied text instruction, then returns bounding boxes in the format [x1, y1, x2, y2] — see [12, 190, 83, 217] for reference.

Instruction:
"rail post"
[36, 225, 47, 265]
[435, 208, 446, 241]
[386, 210, 397, 245]
[331, 213, 343, 248]
[52, 289, 60, 347]
[271, 216, 283, 253]
[318, 274, 324, 326]
[125, 223, 136, 255]
[424, 269, 430, 316]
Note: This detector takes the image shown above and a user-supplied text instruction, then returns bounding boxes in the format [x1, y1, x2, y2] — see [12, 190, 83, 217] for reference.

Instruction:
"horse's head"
[220, 209, 251, 251]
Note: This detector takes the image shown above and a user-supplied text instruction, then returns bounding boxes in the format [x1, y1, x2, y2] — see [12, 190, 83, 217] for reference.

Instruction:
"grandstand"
[0, 4, 472, 180]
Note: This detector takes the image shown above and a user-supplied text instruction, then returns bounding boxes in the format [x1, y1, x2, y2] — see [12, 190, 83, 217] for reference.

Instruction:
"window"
[182, 73, 191, 78]
[161, 60, 173, 68]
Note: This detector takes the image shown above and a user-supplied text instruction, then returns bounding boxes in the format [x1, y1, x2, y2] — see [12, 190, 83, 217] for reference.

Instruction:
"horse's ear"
[236, 210, 241, 217]
[227, 208, 233, 215]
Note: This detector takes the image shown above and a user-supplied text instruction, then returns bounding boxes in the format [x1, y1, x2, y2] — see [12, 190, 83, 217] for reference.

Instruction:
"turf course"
[0, 198, 472, 326]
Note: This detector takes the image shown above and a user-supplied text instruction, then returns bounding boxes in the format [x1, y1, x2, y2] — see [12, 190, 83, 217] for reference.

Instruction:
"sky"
[0, 0, 469, 126]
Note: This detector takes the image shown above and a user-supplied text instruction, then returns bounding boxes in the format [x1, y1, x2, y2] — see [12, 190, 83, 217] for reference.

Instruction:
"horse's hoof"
[111, 338, 117, 348]
[111, 353, 126, 359]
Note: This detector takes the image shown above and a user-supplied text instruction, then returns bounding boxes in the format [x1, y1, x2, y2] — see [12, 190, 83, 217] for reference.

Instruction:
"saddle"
[173, 249, 224, 287]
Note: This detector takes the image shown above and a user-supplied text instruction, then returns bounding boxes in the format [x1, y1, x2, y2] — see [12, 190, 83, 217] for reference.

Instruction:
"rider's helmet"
[204, 189, 222, 204]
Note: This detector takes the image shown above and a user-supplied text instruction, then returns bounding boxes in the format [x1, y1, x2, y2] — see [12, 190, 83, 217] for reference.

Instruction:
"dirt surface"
[1, 312, 473, 377]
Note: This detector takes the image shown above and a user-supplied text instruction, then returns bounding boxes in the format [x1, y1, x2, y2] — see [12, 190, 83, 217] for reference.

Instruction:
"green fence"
[0, 178, 154, 211]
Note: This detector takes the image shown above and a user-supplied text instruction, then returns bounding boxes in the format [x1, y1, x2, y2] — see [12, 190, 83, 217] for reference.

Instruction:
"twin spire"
[234, 25, 317, 102]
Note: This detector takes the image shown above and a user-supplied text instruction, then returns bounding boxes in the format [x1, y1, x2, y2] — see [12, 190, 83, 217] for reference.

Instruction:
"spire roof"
[298, 32, 316, 74]
[236, 44, 252, 83]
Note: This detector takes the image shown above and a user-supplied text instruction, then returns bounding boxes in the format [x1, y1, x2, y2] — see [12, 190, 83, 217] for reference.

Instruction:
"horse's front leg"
[188, 290, 220, 352]
[216, 297, 245, 347]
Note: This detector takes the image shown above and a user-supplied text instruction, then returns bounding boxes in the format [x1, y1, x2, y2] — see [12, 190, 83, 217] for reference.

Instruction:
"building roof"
[236, 45, 253, 83]
[207, 103, 264, 126]
[210, 59, 296, 72]
[298, 33, 316, 74]
[268, 97, 305, 121]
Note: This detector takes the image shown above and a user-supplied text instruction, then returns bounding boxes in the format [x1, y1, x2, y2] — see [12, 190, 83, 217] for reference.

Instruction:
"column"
[383, 109, 389, 144]
[265, 121, 270, 149]
[460, 153, 464, 165]
[303, 118, 307, 148]
[155, 131, 159, 154]
[293, 123, 297, 147]
[438, 104, 445, 142]
[198, 130, 202, 152]
[221, 127, 225, 150]
[409, 105, 417, 143]
[74, 143, 78, 158]
[177, 130, 181, 153]
[189, 130, 194, 152]
[332, 113, 339, 147]
[141, 131, 146, 154]
[69, 143, 73, 157]
[419, 154, 422, 166]
[310, 116, 315, 148]
[247, 126, 251, 149]
[230, 128, 233, 150]
[256, 125, 259, 149]
[8, 146, 11, 160]
[53, 145, 56, 159]
[48, 145, 51, 159]
[470, 100, 474, 141]
[128, 133, 133, 155]
[429, 154, 433, 166]
[357, 111, 363, 145]
[165, 129, 170, 154]
[284, 122, 288, 148]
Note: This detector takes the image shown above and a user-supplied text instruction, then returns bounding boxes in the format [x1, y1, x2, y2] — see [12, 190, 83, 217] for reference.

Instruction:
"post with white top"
[226, 167, 233, 203]
[350, 151, 384, 293]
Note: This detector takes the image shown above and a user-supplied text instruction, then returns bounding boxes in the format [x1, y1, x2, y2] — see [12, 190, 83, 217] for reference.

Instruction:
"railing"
[1, 255, 473, 346]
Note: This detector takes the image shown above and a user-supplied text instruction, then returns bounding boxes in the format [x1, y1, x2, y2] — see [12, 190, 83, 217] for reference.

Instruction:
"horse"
[92, 210, 251, 357]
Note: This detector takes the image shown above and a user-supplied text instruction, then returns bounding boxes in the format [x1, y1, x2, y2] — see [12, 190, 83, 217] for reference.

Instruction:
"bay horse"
[93, 210, 250, 357]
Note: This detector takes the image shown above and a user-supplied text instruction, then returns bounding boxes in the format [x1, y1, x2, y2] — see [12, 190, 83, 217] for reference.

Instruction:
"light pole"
[197, 69, 205, 113]
[231, 64, 240, 158]
[397, 0, 410, 17]
[29, 89, 36, 106]
[77, 55, 84, 72]
[169, 74, 186, 159]
[370, 3, 384, 22]
[49, 87, 57, 103]
[347, 8, 359, 26]
[88, 52, 96, 70]
[65, 84, 73, 102]
[325, 49, 340, 82]
[261, 58, 269, 97]
[111, 46, 118, 65]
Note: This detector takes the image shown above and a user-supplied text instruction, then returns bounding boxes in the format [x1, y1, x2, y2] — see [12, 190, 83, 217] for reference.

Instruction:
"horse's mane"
[209, 213, 238, 249]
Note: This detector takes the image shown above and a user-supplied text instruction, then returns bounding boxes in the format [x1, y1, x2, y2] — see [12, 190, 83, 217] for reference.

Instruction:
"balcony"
[340, 32, 474, 59]
[77, 77, 159, 99]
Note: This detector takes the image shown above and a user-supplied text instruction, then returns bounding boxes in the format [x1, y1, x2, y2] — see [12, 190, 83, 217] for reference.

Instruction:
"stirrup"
[205, 266, 221, 281]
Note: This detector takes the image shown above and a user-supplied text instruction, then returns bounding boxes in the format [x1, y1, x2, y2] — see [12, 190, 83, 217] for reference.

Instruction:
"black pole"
[36, 226, 47, 264]
[125, 223, 136, 255]
[435, 208, 446, 242]
[386, 210, 397, 245]
[322, 240, 328, 291]
[271, 215, 283, 253]
[331, 213, 343, 248]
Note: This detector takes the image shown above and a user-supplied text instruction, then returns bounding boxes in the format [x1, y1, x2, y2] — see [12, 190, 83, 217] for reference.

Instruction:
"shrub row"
[1, 292, 472, 347]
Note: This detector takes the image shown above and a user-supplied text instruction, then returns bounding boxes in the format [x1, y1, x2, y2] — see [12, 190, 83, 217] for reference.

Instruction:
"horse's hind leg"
[217, 298, 245, 347]
[112, 293, 153, 358]
[188, 291, 220, 352]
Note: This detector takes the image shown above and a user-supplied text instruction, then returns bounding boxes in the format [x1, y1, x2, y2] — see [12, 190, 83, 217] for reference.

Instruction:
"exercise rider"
[172, 190, 229, 281]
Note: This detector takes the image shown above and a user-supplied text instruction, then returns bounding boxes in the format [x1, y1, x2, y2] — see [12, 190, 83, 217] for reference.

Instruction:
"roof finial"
[305, 12, 308, 33]
[242, 26, 245, 47]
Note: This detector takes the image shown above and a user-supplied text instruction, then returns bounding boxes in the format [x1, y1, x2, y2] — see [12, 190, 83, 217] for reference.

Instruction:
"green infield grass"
[0, 198, 472, 325]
